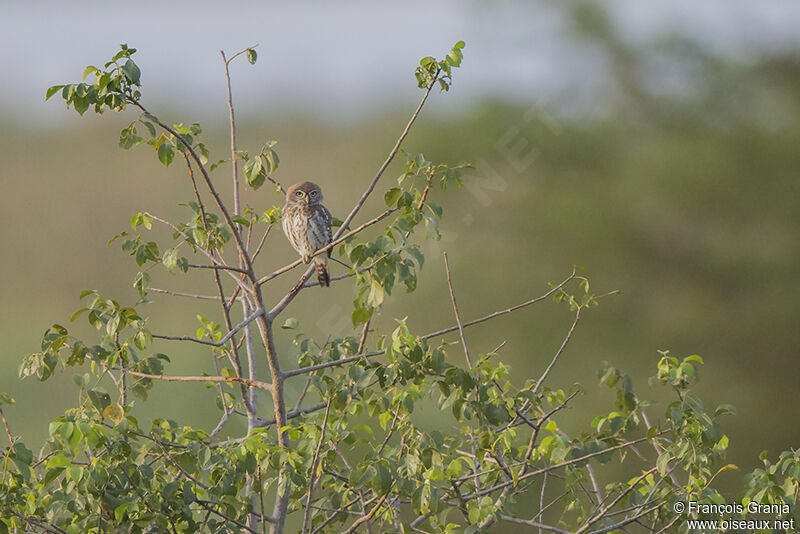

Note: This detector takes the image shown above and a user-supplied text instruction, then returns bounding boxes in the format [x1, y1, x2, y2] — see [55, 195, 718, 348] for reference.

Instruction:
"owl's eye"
[310, 191, 317, 197]
[295, 191, 303, 197]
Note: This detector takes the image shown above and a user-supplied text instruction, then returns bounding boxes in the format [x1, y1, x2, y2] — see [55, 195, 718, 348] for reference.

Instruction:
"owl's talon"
[302, 255, 311, 264]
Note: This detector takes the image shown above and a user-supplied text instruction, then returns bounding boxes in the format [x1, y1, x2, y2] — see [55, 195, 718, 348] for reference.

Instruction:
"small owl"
[282, 181, 333, 287]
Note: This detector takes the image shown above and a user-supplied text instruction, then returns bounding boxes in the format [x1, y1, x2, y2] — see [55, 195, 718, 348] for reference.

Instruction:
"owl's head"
[286, 181, 324, 205]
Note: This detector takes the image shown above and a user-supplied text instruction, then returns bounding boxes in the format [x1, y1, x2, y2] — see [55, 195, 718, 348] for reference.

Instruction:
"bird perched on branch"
[282, 181, 333, 287]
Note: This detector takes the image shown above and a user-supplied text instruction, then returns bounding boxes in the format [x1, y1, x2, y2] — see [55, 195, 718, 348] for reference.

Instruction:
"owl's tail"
[314, 257, 330, 287]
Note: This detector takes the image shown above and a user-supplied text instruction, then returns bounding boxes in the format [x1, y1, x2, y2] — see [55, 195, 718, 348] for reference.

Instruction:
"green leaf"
[47, 453, 71, 469]
[231, 214, 250, 227]
[141, 120, 157, 137]
[114, 502, 128, 522]
[263, 148, 280, 173]
[88, 389, 111, 412]
[162, 247, 179, 273]
[121, 59, 141, 85]
[157, 143, 174, 167]
[243, 156, 265, 189]
[656, 451, 671, 476]
[446, 459, 464, 478]
[379, 411, 392, 430]
[247, 48, 258, 64]
[714, 404, 737, 417]
[281, 318, 299, 330]
[82, 65, 99, 81]
[12, 442, 32, 464]
[45, 85, 65, 100]
[384, 188, 402, 206]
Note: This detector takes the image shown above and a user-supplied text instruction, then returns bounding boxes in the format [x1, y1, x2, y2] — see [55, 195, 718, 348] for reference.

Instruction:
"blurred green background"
[2, 0, 799, 505]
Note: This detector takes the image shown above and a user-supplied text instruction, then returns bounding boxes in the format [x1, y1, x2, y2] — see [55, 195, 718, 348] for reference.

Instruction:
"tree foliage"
[1, 42, 797, 534]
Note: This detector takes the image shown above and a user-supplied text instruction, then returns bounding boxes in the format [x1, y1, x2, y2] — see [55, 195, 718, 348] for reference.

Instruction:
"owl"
[282, 181, 333, 287]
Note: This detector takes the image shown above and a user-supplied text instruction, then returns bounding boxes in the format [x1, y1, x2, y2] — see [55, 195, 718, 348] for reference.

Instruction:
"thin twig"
[0, 407, 14, 444]
[574, 468, 658, 534]
[357, 318, 371, 353]
[255, 402, 327, 428]
[251, 224, 274, 263]
[152, 306, 265, 347]
[341, 487, 393, 534]
[268, 71, 441, 325]
[188, 263, 249, 274]
[498, 514, 571, 534]
[334, 70, 440, 243]
[443, 251, 471, 368]
[148, 287, 229, 301]
[151, 432, 209, 489]
[283, 271, 576, 379]
[198, 501, 263, 533]
[6, 511, 69, 534]
[422, 269, 576, 341]
[532, 307, 581, 393]
[301, 401, 332, 534]
[221, 49, 241, 219]
[294, 376, 314, 412]
[119, 368, 272, 392]
[466, 435, 660, 501]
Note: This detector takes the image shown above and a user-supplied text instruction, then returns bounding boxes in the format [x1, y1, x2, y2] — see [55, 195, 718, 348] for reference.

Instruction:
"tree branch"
[533, 307, 581, 393]
[283, 271, 577, 379]
[120, 368, 273, 392]
[574, 467, 658, 534]
[443, 251, 471, 368]
[152, 306, 264, 347]
[334, 71, 440, 243]
[301, 401, 332, 534]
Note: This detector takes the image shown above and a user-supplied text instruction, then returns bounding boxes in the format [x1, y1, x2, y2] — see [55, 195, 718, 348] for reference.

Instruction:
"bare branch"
[301, 401, 332, 534]
[341, 488, 393, 534]
[120, 368, 272, 392]
[587, 502, 665, 534]
[251, 224, 274, 263]
[334, 71, 440, 243]
[255, 402, 328, 428]
[144, 212, 252, 295]
[220, 49, 241, 219]
[188, 263, 250, 274]
[152, 306, 265, 347]
[467, 435, 659, 501]
[574, 467, 658, 534]
[421, 268, 576, 341]
[498, 515, 571, 534]
[151, 432, 209, 488]
[0, 407, 14, 445]
[198, 501, 263, 533]
[283, 271, 577, 379]
[357, 318, 371, 354]
[267, 71, 440, 324]
[148, 287, 231, 301]
[131, 102, 257, 281]
[6, 511, 69, 534]
[443, 251, 471, 368]
[532, 307, 581, 393]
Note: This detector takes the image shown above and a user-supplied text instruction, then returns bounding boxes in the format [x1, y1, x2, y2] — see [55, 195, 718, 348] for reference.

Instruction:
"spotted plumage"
[282, 181, 333, 287]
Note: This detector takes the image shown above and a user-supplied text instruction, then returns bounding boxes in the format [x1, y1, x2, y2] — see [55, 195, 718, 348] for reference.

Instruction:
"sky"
[2, 0, 800, 126]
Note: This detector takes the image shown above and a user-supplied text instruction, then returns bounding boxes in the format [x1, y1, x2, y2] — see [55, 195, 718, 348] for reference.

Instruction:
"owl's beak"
[304, 196, 310, 204]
